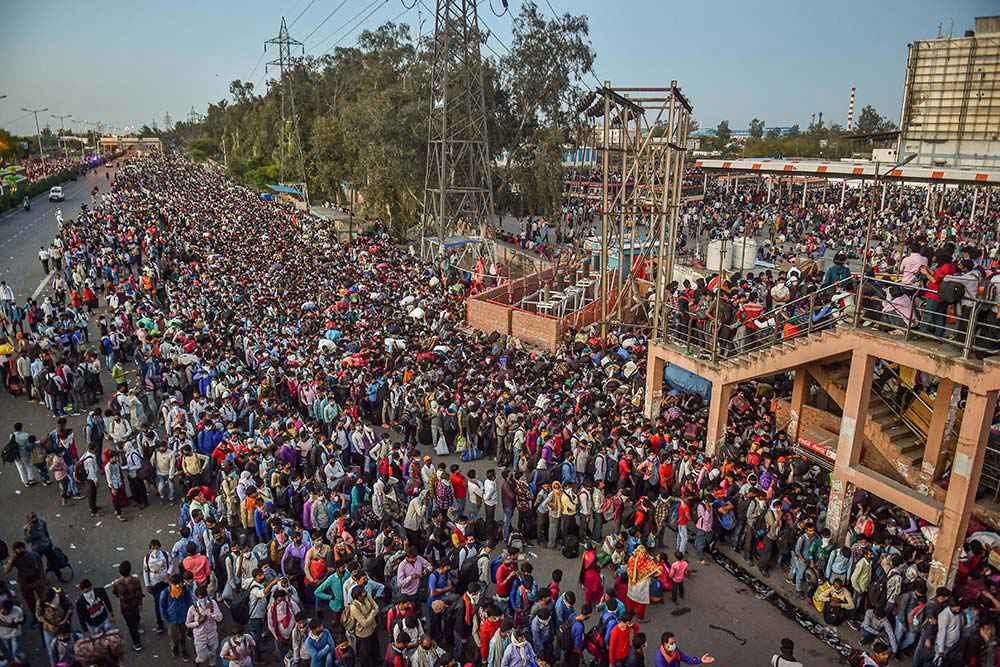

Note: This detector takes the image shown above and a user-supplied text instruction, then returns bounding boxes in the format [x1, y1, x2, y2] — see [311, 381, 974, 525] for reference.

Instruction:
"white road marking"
[31, 271, 55, 299]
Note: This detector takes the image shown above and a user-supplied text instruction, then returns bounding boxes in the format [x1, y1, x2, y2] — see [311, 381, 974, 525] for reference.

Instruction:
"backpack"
[489, 556, 504, 585]
[867, 571, 888, 613]
[74, 629, 124, 664]
[558, 618, 577, 652]
[908, 601, 926, 631]
[73, 457, 89, 484]
[457, 552, 480, 589]
[938, 280, 965, 305]
[2, 434, 19, 464]
[561, 534, 580, 559]
[584, 625, 605, 658]
[230, 589, 251, 627]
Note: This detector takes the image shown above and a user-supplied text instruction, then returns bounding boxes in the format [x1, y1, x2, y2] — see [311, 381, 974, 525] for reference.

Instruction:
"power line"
[540, 0, 603, 89]
[312, 0, 384, 52]
[329, 3, 413, 52]
[302, 0, 352, 43]
[289, 0, 319, 27]
[316, 0, 389, 56]
[0, 111, 33, 130]
[247, 49, 267, 83]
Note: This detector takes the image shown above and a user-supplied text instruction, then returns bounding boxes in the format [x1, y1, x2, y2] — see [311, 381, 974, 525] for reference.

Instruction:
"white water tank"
[730, 237, 758, 270]
[706, 239, 732, 272]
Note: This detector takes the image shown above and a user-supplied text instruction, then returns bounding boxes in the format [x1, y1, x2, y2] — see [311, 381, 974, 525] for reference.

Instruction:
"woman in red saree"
[579, 542, 603, 607]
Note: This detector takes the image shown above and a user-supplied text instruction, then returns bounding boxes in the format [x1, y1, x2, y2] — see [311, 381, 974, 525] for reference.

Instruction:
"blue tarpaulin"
[267, 183, 304, 196]
[663, 363, 711, 400]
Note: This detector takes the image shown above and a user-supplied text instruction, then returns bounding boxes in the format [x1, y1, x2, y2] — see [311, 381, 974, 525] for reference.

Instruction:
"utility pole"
[419, 0, 496, 259]
[52, 113, 73, 157]
[265, 17, 308, 204]
[21, 106, 49, 167]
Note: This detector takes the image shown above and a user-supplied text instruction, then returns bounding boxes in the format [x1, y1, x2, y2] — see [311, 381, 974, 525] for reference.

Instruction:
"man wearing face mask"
[75, 579, 115, 635]
[186, 585, 223, 667]
[159, 573, 194, 660]
[654, 631, 715, 666]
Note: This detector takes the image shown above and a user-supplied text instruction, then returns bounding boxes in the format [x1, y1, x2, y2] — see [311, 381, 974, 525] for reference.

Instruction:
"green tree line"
[164, 2, 595, 238]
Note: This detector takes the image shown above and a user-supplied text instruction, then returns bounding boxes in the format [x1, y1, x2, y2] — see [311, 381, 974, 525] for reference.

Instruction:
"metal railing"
[856, 277, 1000, 360]
[658, 274, 1000, 363]
[658, 277, 856, 361]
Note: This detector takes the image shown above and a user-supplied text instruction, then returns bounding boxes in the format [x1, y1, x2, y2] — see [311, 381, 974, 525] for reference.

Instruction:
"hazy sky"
[0, 0, 994, 137]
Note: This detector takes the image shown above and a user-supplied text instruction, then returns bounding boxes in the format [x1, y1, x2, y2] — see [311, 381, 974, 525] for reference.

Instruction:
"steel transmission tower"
[420, 0, 496, 257]
[266, 17, 308, 200]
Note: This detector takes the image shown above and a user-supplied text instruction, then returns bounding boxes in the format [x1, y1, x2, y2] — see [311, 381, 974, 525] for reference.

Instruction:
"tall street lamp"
[52, 113, 73, 157]
[21, 106, 49, 167]
[855, 152, 918, 325]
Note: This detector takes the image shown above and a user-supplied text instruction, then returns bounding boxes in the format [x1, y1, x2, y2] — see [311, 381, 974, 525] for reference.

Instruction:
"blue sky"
[0, 0, 994, 136]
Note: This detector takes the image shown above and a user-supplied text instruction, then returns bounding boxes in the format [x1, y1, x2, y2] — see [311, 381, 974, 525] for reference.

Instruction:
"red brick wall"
[511, 309, 561, 351]
[467, 299, 512, 336]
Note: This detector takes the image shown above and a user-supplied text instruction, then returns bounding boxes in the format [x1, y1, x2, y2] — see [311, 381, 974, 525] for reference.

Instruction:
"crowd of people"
[0, 154, 996, 667]
[21, 156, 83, 184]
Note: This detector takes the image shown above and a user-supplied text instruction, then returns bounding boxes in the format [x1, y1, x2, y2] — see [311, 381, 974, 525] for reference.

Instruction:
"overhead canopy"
[267, 183, 305, 196]
[695, 158, 1000, 187]
[425, 235, 483, 250]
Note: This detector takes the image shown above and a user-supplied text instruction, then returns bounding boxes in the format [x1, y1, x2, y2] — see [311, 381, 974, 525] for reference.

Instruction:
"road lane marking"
[31, 271, 55, 299]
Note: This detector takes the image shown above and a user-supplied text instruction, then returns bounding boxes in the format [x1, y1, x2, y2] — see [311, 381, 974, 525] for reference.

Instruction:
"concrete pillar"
[788, 367, 809, 444]
[971, 188, 979, 224]
[880, 183, 887, 211]
[802, 180, 807, 207]
[928, 390, 999, 590]
[643, 349, 666, 420]
[926, 184, 931, 210]
[703, 172, 708, 194]
[918, 379, 955, 494]
[767, 178, 773, 203]
[827, 350, 874, 543]
[705, 381, 733, 457]
[840, 180, 846, 206]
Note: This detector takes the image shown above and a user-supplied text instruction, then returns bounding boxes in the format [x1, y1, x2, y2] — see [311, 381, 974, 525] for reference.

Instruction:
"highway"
[0, 167, 109, 301]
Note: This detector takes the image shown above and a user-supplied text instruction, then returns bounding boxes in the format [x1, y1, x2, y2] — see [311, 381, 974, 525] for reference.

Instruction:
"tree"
[764, 127, 781, 141]
[748, 117, 764, 140]
[496, 1, 595, 218]
[713, 120, 731, 152]
[786, 124, 801, 138]
[855, 105, 896, 135]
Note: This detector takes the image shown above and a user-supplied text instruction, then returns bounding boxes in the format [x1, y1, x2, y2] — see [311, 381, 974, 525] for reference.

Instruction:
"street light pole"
[52, 113, 72, 157]
[854, 153, 917, 326]
[21, 106, 49, 167]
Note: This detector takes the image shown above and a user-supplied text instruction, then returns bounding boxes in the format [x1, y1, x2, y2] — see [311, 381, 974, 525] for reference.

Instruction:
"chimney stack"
[847, 86, 856, 130]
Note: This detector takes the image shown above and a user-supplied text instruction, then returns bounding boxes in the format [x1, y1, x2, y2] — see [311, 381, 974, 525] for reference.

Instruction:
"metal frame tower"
[420, 0, 496, 260]
[266, 17, 309, 201]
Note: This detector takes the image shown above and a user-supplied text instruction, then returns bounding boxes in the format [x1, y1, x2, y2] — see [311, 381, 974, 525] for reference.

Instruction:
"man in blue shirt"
[427, 561, 453, 640]
[565, 603, 593, 667]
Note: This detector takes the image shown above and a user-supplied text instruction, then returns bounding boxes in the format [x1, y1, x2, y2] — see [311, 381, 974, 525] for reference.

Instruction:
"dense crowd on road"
[0, 155, 997, 667]
[20, 156, 84, 184]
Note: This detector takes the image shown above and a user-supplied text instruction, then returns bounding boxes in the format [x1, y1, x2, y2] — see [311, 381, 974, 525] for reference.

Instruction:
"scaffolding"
[584, 82, 693, 339]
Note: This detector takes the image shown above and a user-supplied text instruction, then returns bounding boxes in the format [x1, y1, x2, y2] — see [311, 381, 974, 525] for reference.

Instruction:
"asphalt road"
[0, 167, 110, 301]
[0, 170, 845, 666]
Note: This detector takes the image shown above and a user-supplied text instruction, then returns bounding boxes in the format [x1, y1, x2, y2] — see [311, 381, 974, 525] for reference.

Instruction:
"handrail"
[871, 362, 961, 447]
[857, 276, 1000, 360]
[657, 272, 1000, 363]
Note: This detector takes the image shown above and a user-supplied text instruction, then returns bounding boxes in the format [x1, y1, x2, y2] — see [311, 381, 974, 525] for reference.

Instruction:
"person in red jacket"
[478, 605, 503, 661]
[608, 611, 636, 666]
